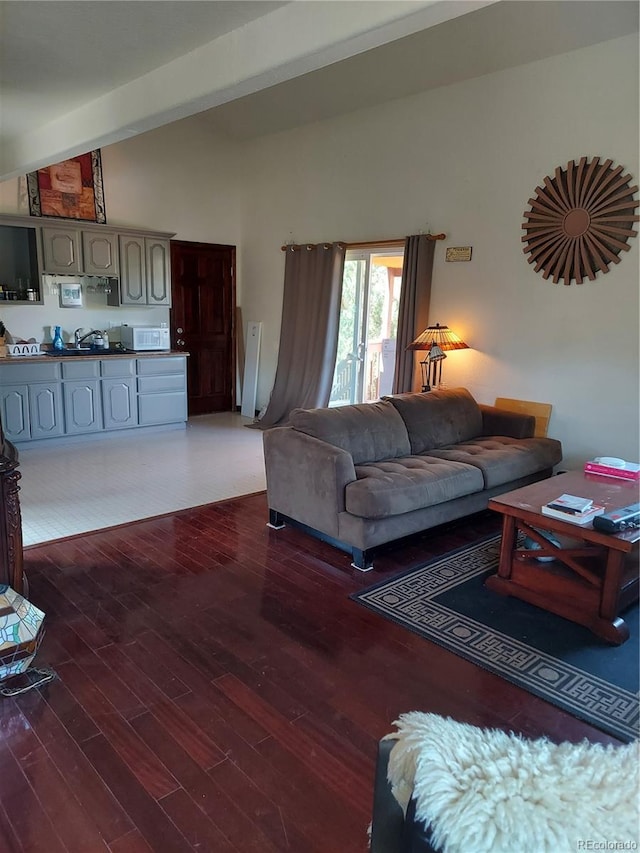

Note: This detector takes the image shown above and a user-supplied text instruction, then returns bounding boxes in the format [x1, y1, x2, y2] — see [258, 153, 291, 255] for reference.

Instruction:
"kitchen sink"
[44, 347, 137, 357]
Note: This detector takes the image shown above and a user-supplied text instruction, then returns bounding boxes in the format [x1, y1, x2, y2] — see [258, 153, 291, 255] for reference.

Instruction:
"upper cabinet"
[118, 235, 146, 304]
[0, 221, 44, 302]
[110, 234, 170, 306]
[81, 230, 119, 276]
[0, 214, 174, 307]
[146, 238, 171, 306]
[42, 226, 82, 274]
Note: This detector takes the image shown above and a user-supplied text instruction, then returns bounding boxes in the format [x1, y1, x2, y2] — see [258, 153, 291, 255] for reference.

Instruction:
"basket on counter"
[6, 342, 41, 357]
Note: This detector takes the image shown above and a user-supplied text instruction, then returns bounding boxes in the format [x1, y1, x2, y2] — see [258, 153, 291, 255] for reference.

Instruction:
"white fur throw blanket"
[384, 712, 639, 853]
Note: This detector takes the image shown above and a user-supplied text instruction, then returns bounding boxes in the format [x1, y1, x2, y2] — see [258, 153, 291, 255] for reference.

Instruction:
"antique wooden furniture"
[0, 414, 25, 594]
[486, 471, 639, 644]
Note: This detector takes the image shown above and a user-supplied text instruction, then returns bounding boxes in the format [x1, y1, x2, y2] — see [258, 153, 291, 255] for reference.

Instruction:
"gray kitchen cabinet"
[0, 385, 30, 442]
[61, 360, 102, 434]
[146, 238, 171, 305]
[117, 234, 146, 304]
[111, 235, 171, 306]
[28, 382, 64, 439]
[102, 378, 137, 429]
[0, 221, 44, 303]
[42, 226, 82, 274]
[0, 361, 63, 442]
[81, 230, 119, 276]
[101, 358, 137, 429]
[44, 226, 118, 277]
[1, 353, 186, 442]
[63, 380, 103, 433]
[0, 214, 174, 304]
[137, 356, 187, 425]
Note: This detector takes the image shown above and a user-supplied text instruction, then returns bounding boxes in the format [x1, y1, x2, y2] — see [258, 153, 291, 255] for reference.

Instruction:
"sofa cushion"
[290, 400, 411, 465]
[345, 457, 484, 519]
[385, 388, 483, 454]
[426, 436, 562, 489]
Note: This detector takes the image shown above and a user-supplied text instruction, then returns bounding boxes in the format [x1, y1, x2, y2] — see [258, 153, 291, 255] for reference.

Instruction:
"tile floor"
[17, 412, 266, 546]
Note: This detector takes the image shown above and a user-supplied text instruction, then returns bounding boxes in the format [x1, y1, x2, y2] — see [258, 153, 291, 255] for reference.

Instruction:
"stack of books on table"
[541, 493, 605, 526]
[584, 458, 640, 481]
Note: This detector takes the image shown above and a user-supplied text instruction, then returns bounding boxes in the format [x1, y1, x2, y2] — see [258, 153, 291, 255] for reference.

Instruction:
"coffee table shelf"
[487, 471, 639, 644]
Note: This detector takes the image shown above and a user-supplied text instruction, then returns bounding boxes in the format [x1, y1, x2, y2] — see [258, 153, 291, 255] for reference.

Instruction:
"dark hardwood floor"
[2, 493, 621, 852]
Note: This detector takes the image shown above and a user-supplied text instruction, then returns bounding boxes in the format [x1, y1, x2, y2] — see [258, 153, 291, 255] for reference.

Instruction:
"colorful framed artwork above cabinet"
[27, 150, 106, 224]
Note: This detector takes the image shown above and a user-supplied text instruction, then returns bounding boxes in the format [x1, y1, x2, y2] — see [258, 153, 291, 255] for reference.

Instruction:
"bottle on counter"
[102, 330, 109, 349]
[52, 326, 64, 351]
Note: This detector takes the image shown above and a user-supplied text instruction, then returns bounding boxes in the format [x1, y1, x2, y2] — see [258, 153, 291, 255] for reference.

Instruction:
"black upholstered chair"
[370, 738, 438, 853]
[370, 718, 638, 853]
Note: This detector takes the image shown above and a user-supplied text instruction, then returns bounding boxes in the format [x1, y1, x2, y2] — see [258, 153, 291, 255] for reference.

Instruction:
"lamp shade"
[427, 343, 446, 362]
[407, 323, 468, 352]
[0, 585, 45, 681]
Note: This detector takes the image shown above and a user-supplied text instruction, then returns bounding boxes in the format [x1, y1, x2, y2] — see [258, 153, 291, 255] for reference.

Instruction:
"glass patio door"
[329, 246, 404, 406]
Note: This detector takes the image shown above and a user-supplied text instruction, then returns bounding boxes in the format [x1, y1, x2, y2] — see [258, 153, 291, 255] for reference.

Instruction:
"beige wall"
[238, 34, 639, 466]
[1, 34, 637, 466]
[0, 120, 242, 348]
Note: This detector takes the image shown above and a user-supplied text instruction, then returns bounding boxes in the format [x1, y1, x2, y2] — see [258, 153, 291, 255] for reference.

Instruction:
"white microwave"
[120, 326, 171, 351]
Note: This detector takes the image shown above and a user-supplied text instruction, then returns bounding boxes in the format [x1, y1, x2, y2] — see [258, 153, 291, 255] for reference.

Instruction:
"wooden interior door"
[170, 240, 235, 415]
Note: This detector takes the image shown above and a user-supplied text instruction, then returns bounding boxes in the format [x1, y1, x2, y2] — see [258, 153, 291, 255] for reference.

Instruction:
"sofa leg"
[351, 548, 374, 572]
[267, 509, 286, 530]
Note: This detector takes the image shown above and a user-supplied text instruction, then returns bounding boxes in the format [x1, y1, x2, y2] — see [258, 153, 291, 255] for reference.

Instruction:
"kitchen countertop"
[0, 349, 188, 364]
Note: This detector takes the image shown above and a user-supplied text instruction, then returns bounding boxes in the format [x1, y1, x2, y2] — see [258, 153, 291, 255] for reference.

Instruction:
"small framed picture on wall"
[59, 284, 83, 308]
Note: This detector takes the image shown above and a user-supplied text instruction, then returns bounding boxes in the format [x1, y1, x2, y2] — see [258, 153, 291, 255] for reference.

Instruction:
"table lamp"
[407, 323, 468, 391]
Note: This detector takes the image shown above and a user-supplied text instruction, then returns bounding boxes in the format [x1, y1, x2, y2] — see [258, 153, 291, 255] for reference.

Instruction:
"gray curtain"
[253, 242, 345, 428]
[392, 235, 435, 394]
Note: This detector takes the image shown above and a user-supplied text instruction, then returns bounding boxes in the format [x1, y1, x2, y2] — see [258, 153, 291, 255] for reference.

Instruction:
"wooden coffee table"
[486, 471, 639, 644]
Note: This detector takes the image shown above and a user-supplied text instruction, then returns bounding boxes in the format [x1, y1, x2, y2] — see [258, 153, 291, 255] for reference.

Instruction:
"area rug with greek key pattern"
[351, 535, 639, 742]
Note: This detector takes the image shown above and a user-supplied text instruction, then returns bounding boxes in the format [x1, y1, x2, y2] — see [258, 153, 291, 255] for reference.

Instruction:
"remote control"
[592, 502, 640, 533]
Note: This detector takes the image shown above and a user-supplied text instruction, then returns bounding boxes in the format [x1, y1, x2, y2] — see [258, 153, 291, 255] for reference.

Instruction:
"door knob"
[176, 327, 184, 334]
[177, 339, 185, 346]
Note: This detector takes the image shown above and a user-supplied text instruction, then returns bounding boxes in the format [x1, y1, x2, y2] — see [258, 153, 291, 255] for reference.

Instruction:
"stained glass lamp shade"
[407, 324, 469, 391]
[0, 585, 45, 681]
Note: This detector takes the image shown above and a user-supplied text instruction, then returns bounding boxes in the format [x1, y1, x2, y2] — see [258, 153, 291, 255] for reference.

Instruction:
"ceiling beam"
[0, 0, 495, 180]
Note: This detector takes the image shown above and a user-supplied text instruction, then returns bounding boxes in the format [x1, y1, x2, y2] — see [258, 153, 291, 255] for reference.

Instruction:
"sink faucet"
[76, 329, 105, 348]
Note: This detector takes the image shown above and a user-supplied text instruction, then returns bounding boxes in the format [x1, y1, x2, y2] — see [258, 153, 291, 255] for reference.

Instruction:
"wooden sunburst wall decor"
[522, 156, 639, 285]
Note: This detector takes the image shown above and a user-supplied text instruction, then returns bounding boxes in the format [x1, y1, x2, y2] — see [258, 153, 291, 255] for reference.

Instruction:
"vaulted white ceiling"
[0, 0, 637, 181]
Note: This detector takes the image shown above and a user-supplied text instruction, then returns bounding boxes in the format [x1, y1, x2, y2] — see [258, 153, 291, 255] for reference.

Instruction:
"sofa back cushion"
[384, 388, 483, 454]
[290, 400, 411, 464]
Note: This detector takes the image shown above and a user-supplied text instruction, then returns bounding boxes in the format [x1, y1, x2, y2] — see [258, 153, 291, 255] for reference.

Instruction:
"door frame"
[170, 240, 236, 414]
[331, 244, 404, 406]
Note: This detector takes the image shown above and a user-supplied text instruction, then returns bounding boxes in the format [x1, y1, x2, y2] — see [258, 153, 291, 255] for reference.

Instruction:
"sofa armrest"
[263, 427, 356, 538]
[371, 738, 440, 853]
[370, 738, 405, 853]
[479, 404, 535, 439]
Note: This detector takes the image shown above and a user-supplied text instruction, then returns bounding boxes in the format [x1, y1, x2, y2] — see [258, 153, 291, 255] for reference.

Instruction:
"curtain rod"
[346, 234, 446, 249]
[280, 234, 446, 251]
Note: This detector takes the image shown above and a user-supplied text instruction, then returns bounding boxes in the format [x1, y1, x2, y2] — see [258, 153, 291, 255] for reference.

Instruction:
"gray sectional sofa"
[263, 388, 562, 570]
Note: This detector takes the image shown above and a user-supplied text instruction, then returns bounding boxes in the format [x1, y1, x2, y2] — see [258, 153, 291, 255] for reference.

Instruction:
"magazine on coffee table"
[545, 493, 593, 515]
[541, 503, 605, 525]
